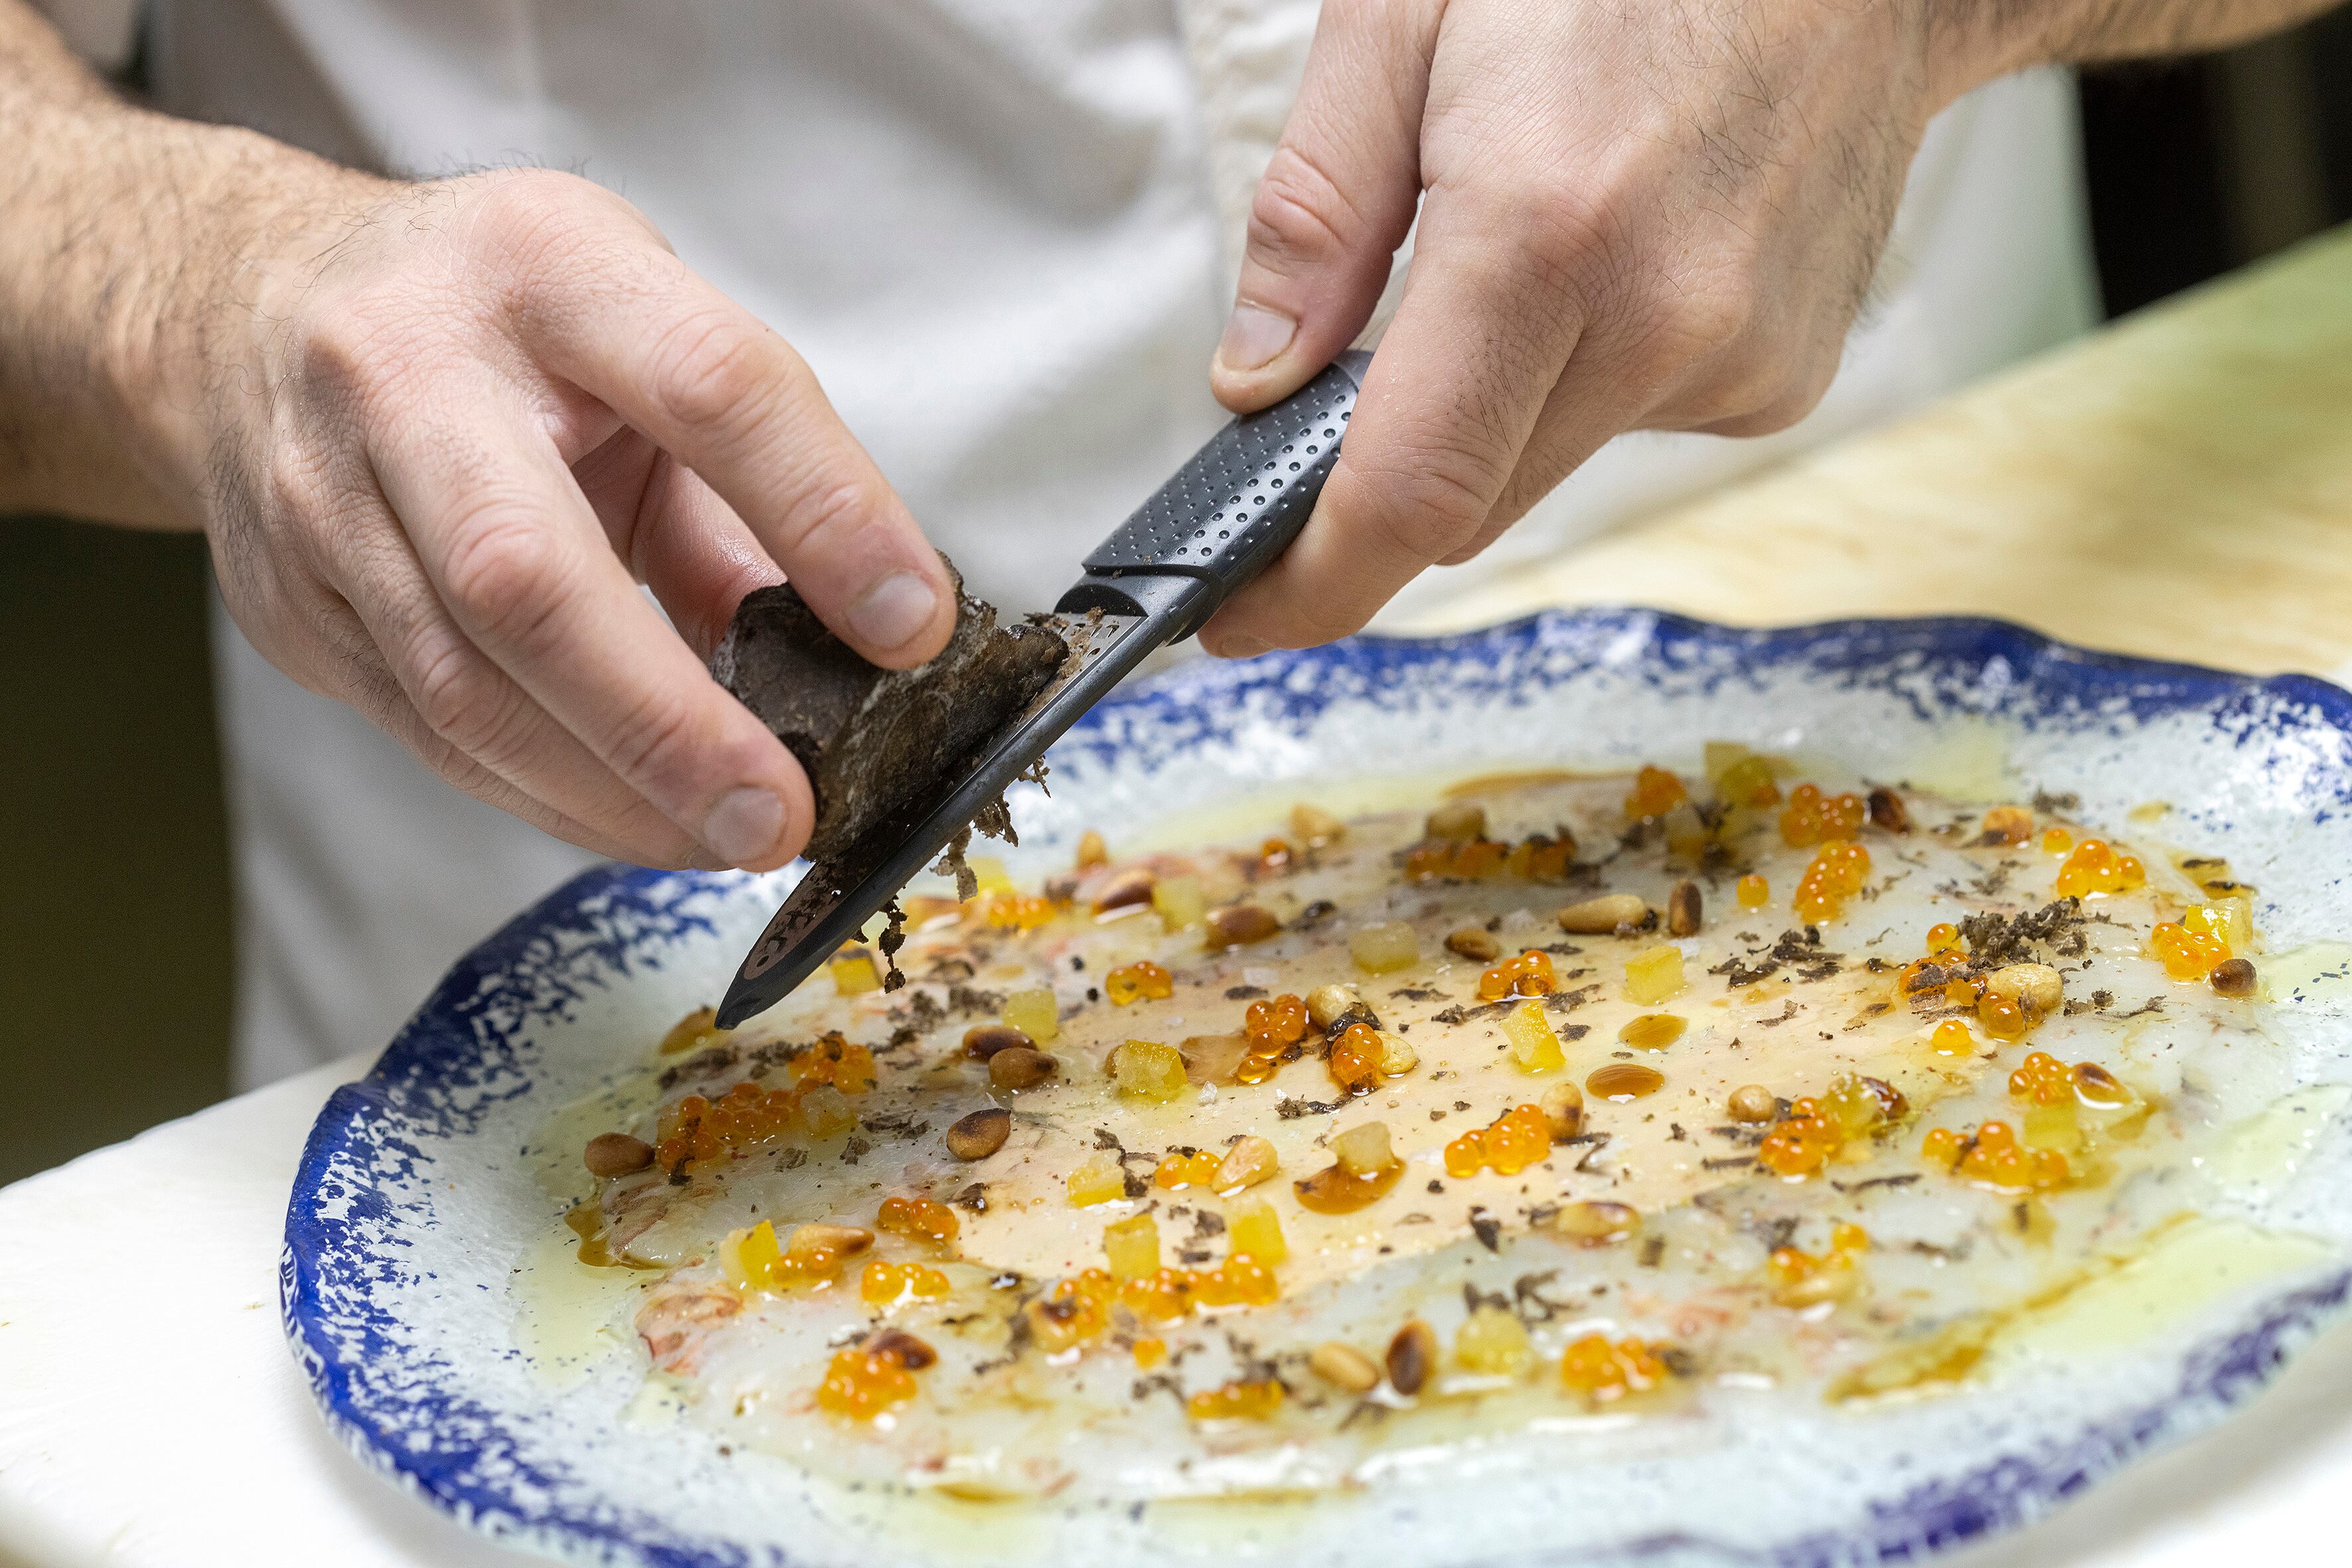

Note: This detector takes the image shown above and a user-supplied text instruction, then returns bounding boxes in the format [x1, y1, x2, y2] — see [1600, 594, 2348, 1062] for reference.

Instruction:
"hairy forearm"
[1934, 0, 2343, 96]
[0, 1, 386, 526]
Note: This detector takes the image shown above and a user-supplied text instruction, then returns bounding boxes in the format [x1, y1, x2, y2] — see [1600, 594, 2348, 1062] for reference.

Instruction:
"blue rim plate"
[283, 607, 2352, 1568]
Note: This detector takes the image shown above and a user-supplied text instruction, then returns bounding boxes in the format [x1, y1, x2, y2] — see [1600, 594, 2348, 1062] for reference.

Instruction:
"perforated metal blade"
[714, 350, 1367, 1028]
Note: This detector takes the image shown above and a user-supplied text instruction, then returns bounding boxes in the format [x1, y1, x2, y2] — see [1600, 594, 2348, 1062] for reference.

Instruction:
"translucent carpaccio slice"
[532, 766, 2329, 1504]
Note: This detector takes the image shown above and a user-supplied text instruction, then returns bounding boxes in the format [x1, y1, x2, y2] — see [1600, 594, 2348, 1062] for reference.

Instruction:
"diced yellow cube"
[1502, 1000, 1563, 1073]
[1227, 1200, 1289, 1265]
[1454, 1304, 1533, 1376]
[1701, 740, 1752, 786]
[1000, 986, 1060, 1044]
[722, 1219, 781, 1291]
[1067, 1152, 1125, 1206]
[1350, 921, 1420, 974]
[1289, 802, 1345, 848]
[1624, 944, 1687, 1005]
[1114, 1040, 1188, 1103]
[2022, 1097, 2084, 1155]
[1152, 874, 1207, 932]
[1103, 1213, 1160, 1280]
[1332, 1120, 1394, 1176]
[830, 948, 880, 995]
[965, 856, 1016, 898]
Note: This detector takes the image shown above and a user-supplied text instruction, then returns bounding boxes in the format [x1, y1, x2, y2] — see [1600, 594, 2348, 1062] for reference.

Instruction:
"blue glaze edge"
[281, 605, 2352, 1568]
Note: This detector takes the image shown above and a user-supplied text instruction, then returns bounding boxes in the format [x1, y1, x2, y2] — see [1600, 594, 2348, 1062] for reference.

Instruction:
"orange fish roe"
[1736, 873, 1769, 909]
[2041, 826, 2073, 854]
[982, 890, 1058, 931]
[1234, 992, 1310, 1085]
[1624, 765, 1689, 820]
[1793, 839, 1872, 923]
[1153, 1150, 1222, 1188]
[1976, 990, 2030, 1040]
[1921, 1121, 2069, 1192]
[1504, 832, 1577, 880]
[1405, 835, 1508, 881]
[727, 1219, 868, 1293]
[1133, 1336, 1168, 1368]
[1923, 921, 1962, 957]
[1715, 753, 1780, 808]
[2150, 909, 2233, 980]
[1257, 837, 1296, 876]
[1766, 1223, 1869, 1308]
[1105, 959, 1175, 1006]
[2054, 838, 2146, 899]
[815, 1331, 935, 1421]
[876, 1194, 959, 1247]
[1559, 1334, 1670, 1401]
[2009, 1050, 2115, 1107]
[860, 1259, 951, 1306]
[1980, 805, 2035, 845]
[791, 1033, 878, 1093]
[1780, 783, 1865, 848]
[1025, 1271, 1113, 1352]
[1928, 1018, 1976, 1056]
[1186, 1377, 1285, 1422]
[1328, 1022, 1385, 1097]
[654, 1081, 801, 1170]
[1443, 1104, 1553, 1178]
[1757, 1074, 1905, 1178]
[1477, 948, 1557, 1001]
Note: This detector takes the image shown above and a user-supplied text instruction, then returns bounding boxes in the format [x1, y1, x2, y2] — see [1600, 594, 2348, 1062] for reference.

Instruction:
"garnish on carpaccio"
[540, 747, 2315, 1502]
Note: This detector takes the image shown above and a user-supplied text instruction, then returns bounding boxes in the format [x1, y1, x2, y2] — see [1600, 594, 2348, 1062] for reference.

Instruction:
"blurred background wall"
[7, 31, 2352, 1185]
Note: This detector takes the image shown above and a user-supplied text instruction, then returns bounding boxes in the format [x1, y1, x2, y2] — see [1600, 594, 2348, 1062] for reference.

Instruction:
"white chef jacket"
[108, 1, 2092, 1087]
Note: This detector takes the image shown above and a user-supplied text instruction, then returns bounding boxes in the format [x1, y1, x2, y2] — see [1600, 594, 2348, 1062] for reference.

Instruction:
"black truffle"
[711, 560, 1065, 862]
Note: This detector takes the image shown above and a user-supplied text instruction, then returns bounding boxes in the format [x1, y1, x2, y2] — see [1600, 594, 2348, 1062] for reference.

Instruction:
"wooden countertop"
[1404, 224, 2352, 681]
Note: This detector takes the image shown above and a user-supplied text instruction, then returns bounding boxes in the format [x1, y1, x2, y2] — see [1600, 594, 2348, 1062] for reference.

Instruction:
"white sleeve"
[26, 0, 140, 73]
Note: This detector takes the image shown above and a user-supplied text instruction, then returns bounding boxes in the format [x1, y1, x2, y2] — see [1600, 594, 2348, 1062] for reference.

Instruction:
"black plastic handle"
[1061, 349, 1368, 640]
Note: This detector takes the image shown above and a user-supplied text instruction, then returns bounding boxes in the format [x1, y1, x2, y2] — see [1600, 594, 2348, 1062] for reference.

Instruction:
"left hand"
[1197, 0, 1974, 655]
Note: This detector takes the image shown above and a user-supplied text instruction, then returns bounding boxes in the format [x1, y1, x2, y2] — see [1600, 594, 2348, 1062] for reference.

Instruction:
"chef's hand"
[186, 169, 963, 871]
[1196, 0, 1956, 655]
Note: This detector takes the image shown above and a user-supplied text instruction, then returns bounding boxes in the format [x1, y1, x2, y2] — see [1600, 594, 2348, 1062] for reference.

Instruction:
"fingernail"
[702, 786, 785, 867]
[1214, 635, 1272, 661]
[1217, 303, 1296, 374]
[847, 570, 939, 652]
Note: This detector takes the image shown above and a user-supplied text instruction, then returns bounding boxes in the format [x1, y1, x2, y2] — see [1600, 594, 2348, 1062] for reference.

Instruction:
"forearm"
[1936, 0, 2343, 98]
[0, 1, 386, 526]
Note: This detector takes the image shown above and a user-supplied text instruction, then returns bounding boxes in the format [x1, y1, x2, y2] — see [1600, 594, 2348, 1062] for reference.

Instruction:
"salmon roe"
[983, 890, 1058, 931]
[1757, 1075, 1905, 1178]
[815, 1332, 934, 1421]
[1153, 1150, 1222, 1188]
[1186, 1377, 1285, 1421]
[1031, 1252, 1282, 1344]
[1780, 783, 1866, 847]
[1405, 835, 1507, 881]
[1922, 1120, 2069, 1192]
[876, 1194, 959, 1247]
[1736, 873, 1769, 909]
[2054, 838, 2147, 899]
[2150, 912, 2232, 980]
[1105, 959, 1175, 1006]
[1234, 992, 1309, 1085]
[1444, 1104, 1554, 1178]
[1624, 765, 1689, 820]
[2010, 1050, 2133, 1107]
[1559, 1334, 1670, 1401]
[1328, 1022, 1385, 1097]
[1257, 837, 1296, 876]
[860, 1259, 951, 1306]
[1766, 1223, 1869, 1308]
[1793, 839, 1872, 923]
[1478, 948, 1558, 1001]
[791, 1033, 878, 1093]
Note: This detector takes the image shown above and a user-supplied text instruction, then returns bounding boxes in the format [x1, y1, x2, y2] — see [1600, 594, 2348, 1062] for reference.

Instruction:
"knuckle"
[643, 311, 777, 437]
[1245, 144, 1364, 271]
[776, 477, 884, 557]
[596, 685, 703, 786]
[409, 634, 530, 763]
[438, 506, 568, 645]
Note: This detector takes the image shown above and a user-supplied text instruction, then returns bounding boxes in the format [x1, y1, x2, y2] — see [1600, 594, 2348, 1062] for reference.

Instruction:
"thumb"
[1208, 2, 1438, 413]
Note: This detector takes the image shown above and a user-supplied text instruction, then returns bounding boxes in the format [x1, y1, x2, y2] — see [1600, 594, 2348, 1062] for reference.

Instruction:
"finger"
[307, 469, 726, 866]
[515, 243, 954, 668]
[571, 424, 783, 659]
[1208, 0, 1439, 413]
[365, 388, 816, 871]
[291, 572, 712, 866]
[1201, 189, 1589, 654]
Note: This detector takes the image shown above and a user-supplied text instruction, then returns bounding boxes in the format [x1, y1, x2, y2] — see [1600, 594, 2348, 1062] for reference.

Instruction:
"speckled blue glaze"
[283, 607, 2352, 1568]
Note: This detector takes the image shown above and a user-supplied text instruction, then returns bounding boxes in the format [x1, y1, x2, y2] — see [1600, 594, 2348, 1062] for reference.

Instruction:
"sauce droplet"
[1587, 1063, 1665, 1102]
[1616, 1014, 1686, 1051]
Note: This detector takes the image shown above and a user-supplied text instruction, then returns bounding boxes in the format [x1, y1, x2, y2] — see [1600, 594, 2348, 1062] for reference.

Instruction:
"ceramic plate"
[283, 608, 2352, 1567]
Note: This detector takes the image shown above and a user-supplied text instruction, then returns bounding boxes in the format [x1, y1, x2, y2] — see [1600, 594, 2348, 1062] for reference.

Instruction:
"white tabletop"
[4, 1054, 2352, 1567]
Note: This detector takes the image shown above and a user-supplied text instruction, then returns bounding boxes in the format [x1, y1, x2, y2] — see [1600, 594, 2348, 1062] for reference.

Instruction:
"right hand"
[170, 168, 953, 870]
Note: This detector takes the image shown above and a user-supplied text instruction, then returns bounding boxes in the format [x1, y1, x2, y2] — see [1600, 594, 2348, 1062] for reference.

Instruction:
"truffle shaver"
[714, 349, 1370, 1028]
